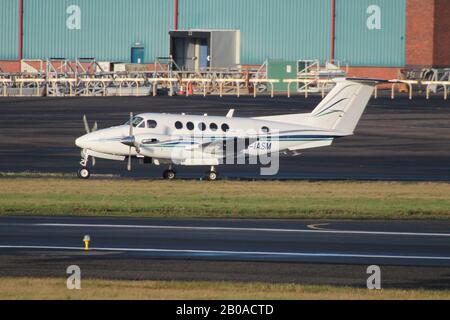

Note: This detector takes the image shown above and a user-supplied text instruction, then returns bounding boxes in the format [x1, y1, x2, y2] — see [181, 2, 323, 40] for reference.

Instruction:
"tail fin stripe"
[314, 97, 348, 116]
[317, 109, 345, 118]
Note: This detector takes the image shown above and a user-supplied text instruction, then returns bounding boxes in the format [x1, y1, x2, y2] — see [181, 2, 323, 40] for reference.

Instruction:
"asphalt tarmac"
[1, 216, 450, 289]
[0, 94, 449, 180]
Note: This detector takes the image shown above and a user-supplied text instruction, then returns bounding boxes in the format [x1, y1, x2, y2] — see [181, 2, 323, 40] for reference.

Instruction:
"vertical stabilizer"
[307, 80, 375, 132]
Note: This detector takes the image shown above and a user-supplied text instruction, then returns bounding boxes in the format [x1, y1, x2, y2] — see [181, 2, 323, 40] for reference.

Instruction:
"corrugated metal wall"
[23, 0, 174, 62]
[0, 0, 19, 60]
[179, 0, 332, 65]
[335, 0, 406, 66]
[0, 0, 407, 67]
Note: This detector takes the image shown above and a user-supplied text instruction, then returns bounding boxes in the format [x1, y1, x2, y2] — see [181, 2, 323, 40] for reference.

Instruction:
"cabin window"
[138, 121, 146, 128]
[210, 123, 218, 131]
[175, 121, 183, 129]
[147, 120, 157, 129]
[126, 116, 144, 127]
[221, 124, 230, 132]
[261, 126, 270, 133]
[187, 122, 195, 131]
[199, 122, 207, 131]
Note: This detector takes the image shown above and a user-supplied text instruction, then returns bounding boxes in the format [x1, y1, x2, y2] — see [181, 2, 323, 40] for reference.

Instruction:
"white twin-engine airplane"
[75, 78, 378, 180]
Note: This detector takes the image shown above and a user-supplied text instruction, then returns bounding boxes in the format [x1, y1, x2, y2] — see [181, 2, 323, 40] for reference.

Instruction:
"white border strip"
[1, 245, 450, 261]
[33, 223, 450, 238]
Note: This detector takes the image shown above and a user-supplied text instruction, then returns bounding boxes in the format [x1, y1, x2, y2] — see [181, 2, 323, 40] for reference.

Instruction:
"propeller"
[127, 112, 133, 171]
[82, 114, 98, 167]
[83, 115, 98, 134]
[120, 112, 140, 171]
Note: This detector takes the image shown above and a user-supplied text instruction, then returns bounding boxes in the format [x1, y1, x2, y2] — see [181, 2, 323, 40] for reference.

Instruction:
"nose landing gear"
[77, 167, 91, 179]
[78, 151, 92, 179]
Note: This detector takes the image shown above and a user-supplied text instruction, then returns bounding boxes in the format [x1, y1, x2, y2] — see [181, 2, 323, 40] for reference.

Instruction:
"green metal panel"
[179, 0, 332, 65]
[267, 59, 297, 92]
[335, 0, 406, 66]
[15, 0, 408, 67]
[0, 0, 19, 60]
[23, 0, 174, 62]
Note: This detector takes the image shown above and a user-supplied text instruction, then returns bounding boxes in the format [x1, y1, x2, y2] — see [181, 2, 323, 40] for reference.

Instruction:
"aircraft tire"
[206, 171, 218, 181]
[163, 169, 176, 180]
[77, 167, 91, 179]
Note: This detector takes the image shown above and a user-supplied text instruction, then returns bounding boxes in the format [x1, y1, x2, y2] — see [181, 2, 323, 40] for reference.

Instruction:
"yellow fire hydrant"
[83, 235, 90, 251]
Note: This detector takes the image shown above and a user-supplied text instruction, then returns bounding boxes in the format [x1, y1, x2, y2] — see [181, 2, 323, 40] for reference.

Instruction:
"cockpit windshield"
[125, 116, 144, 127]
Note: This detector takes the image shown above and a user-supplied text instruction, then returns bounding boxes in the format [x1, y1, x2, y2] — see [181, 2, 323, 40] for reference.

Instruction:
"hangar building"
[0, 0, 448, 78]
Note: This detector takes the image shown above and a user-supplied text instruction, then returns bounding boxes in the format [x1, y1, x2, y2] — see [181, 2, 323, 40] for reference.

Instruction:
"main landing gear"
[206, 166, 218, 181]
[162, 165, 176, 180]
[161, 166, 218, 181]
[163, 169, 176, 180]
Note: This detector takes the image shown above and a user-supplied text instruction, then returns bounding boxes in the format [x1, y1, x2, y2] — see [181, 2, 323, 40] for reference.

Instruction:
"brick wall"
[433, 0, 450, 67]
[0, 61, 21, 72]
[346, 67, 401, 80]
[406, 0, 435, 67]
[406, 0, 450, 68]
[0, 61, 164, 73]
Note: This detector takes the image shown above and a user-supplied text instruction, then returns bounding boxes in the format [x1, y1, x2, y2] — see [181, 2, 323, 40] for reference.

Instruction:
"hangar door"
[169, 30, 240, 70]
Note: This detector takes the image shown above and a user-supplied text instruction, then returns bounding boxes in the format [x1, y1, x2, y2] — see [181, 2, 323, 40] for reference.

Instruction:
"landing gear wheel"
[163, 169, 176, 180]
[206, 171, 218, 181]
[77, 167, 91, 179]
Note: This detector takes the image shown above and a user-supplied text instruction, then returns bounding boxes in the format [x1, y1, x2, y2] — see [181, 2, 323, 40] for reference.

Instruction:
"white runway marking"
[32, 223, 450, 238]
[0, 245, 450, 261]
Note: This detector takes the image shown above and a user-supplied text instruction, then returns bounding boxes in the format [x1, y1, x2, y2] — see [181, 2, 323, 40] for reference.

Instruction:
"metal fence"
[1, 59, 449, 100]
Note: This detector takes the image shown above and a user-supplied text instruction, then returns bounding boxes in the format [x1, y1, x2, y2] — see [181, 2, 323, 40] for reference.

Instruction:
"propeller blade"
[129, 112, 133, 136]
[127, 147, 132, 171]
[92, 121, 98, 132]
[124, 112, 135, 171]
[91, 157, 96, 167]
[83, 115, 90, 134]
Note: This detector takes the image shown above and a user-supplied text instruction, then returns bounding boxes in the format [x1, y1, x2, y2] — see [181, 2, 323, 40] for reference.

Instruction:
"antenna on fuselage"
[226, 109, 235, 118]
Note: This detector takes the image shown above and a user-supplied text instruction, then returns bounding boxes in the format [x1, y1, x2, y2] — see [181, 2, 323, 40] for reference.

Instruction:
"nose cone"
[120, 135, 135, 147]
[75, 134, 89, 149]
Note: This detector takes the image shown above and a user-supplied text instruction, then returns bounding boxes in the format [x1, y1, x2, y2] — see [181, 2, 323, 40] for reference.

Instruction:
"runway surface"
[0, 95, 449, 180]
[1, 216, 450, 289]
